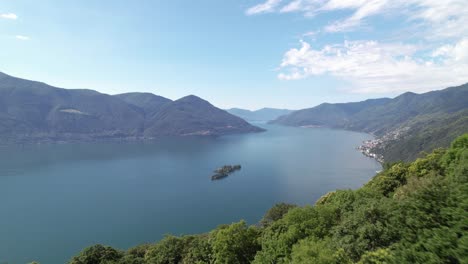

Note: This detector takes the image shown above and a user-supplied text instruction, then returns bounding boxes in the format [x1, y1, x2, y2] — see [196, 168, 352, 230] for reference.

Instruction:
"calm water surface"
[0, 124, 381, 264]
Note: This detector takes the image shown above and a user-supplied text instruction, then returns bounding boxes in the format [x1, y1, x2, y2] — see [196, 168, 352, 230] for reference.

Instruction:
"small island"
[211, 165, 242, 180]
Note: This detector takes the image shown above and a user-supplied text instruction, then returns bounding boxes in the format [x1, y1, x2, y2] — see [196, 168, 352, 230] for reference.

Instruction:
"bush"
[69, 244, 123, 264]
[210, 221, 260, 264]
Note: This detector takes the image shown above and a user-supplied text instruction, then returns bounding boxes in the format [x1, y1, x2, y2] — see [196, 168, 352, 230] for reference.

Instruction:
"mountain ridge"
[227, 107, 294, 122]
[0, 72, 263, 142]
[271, 83, 468, 162]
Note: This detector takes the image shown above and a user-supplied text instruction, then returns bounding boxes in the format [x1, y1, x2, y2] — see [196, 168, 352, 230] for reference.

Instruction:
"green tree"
[365, 163, 408, 196]
[291, 238, 351, 264]
[260, 202, 297, 227]
[210, 221, 260, 264]
[358, 248, 395, 264]
[69, 244, 123, 264]
[254, 205, 338, 263]
[144, 236, 185, 264]
[127, 244, 151, 258]
[332, 197, 400, 261]
[180, 235, 212, 264]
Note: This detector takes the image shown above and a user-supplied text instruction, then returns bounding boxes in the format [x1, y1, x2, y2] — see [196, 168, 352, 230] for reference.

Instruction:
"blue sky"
[1, 0, 467, 110]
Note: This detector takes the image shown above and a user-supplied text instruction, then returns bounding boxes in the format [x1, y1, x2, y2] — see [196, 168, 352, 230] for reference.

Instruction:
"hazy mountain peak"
[259, 107, 290, 111]
[114, 92, 172, 117]
[115, 92, 172, 105]
[118, 92, 158, 97]
[227, 107, 294, 122]
[178, 94, 203, 100]
[398, 91, 418, 98]
[175, 95, 211, 105]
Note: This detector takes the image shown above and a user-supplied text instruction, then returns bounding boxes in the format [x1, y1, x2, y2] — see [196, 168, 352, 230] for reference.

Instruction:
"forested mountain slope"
[0, 72, 263, 141]
[272, 84, 468, 162]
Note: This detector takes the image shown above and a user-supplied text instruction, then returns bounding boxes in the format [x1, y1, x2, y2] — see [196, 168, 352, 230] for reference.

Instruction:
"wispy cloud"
[0, 13, 17, 20]
[280, 0, 307, 13]
[246, 0, 468, 36]
[246, 0, 283, 15]
[302, 30, 319, 38]
[15, 35, 30, 41]
[247, 0, 468, 93]
[278, 39, 468, 93]
[323, 0, 389, 32]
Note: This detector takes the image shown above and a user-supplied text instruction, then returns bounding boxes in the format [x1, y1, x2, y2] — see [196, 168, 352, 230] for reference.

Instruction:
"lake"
[0, 124, 381, 264]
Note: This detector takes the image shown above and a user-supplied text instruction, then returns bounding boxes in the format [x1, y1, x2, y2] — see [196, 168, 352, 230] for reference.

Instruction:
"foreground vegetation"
[70, 134, 468, 263]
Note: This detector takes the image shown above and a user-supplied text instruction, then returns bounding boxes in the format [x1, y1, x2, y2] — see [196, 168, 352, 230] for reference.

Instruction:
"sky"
[1, 0, 467, 110]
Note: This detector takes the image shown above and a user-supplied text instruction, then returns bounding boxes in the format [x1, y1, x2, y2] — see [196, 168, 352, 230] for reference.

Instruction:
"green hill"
[272, 98, 391, 128]
[68, 134, 468, 263]
[372, 110, 468, 162]
[0, 72, 263, 141]
[271, 84, 468, 162]
[114, 92, 173, 117]
[143, 95, 265, 136]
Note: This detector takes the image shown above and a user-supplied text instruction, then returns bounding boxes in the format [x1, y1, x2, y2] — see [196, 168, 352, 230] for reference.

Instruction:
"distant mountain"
[115, 92, 172, 116]
[227, 108, 294, 121]
[0, 72, 263, 142]
[271, 84, 468, 162]
[0, 72, 144, 140]
[272, 98, 390, 128]
[140, 95, 264, 136]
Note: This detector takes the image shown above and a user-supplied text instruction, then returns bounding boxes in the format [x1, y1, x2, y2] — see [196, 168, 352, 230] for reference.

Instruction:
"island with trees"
[211, 165, 242, 180]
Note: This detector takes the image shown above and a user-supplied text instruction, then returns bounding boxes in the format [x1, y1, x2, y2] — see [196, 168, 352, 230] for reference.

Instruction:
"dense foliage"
[69, 134, 468, 263]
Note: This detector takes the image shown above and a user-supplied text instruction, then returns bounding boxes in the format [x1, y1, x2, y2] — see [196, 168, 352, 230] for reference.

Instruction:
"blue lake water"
[0, 124, 381, 264]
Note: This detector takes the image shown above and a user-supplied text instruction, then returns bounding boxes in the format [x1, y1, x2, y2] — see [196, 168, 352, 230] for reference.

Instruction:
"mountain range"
[2, 71, 466, 162]
[271, 83, 468, 162]
[227, 108, 294, 122]
[0, 72, 263, 142]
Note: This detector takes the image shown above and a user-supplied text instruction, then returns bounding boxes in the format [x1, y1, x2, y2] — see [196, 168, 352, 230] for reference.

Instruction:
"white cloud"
[246, 0, 468, 36]
[322, 0, 468, 37]
[279, 0, 322, 16]
[246, 0, 283, 15]
[302, 30, 319, 37]
[0, 13, 17, 20]
[278, 39, 468, 93]
[431, 38, 468, 62]
[324, 0, 389, 32]
[246, 0, 468, 93]
[280, 0, 306, 13]
[15, 35, 30, 41]
[409, 0, 468, 39]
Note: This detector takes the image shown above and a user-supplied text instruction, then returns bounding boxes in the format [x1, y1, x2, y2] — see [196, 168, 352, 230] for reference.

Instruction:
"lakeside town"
[357, 127, 410, 163]
[357, 139, 384, 163]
